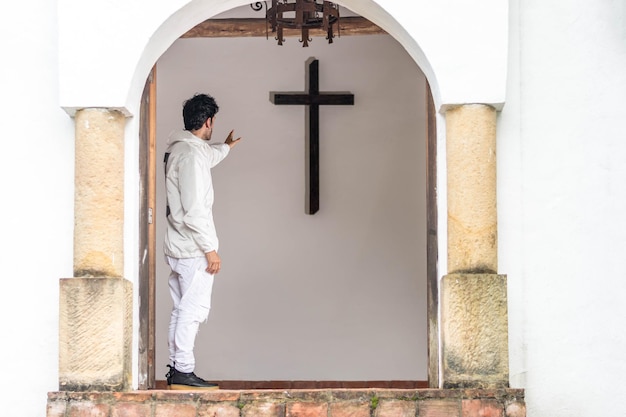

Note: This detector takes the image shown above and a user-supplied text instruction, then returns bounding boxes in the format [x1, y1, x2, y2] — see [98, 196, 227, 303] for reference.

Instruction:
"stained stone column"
[59, 108, 132, 391]
[441, 104, 509, 388]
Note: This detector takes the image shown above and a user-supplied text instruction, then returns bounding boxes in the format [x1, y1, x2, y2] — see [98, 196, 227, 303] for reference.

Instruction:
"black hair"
[182, 93, 219, 131]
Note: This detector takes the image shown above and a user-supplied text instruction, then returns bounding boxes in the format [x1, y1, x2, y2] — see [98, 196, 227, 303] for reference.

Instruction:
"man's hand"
[205, 250, 221, 274]
[225, 129, 242, 149]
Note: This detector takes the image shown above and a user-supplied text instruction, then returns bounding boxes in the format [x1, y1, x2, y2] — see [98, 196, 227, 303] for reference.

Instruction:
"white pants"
[166, 256, 215, 373]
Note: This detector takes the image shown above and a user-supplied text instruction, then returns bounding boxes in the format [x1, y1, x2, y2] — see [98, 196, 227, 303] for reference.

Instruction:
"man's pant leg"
[167, 256, 215, 373]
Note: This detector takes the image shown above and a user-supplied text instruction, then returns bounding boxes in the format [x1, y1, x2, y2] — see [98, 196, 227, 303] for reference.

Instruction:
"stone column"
[73, 108, 126, 276]
[441, 104, 509, 388]
[59, 108, 132, 391]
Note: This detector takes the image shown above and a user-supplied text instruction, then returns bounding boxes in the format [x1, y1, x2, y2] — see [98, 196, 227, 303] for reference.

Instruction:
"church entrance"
[137, 4, 438, 390]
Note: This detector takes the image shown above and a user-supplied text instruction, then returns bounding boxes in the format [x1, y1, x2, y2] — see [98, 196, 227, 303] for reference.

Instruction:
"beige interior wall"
[155, 34, 428, 381]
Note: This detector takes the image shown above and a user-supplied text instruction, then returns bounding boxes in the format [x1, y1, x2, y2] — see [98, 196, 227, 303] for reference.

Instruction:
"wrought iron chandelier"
[252, 0, 340, 47]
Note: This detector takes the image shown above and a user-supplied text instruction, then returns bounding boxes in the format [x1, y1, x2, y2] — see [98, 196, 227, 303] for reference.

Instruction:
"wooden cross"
[270, 58, 354, 214]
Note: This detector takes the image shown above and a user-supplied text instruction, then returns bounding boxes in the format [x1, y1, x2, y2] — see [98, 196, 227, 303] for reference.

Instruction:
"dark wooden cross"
[270, 58, 354, 214]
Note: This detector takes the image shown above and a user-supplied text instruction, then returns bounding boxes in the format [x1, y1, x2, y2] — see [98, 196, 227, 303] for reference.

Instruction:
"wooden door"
[138, 67, 157, 389]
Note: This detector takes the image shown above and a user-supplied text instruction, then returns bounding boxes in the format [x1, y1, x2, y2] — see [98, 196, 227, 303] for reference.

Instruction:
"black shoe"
[170, 368, 219, 390]
[165, 364, 176, 387]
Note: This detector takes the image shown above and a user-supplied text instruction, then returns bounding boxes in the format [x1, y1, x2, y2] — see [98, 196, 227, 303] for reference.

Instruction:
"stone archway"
[57, 0, 510, 393]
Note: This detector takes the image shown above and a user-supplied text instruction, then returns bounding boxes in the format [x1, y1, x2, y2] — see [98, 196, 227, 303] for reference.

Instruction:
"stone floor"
[46, 388, 526, 417]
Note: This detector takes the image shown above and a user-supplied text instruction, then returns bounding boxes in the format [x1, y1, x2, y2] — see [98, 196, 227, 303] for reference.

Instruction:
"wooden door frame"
[138, 67, 157, 389]
[426, 85, 439, 388]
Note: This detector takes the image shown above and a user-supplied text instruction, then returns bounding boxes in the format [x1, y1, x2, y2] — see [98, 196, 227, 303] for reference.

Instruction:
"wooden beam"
[181, 16, 386, 38]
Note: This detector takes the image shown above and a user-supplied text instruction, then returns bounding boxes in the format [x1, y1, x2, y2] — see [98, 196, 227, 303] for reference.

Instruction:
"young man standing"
[163, 93, 241, 389]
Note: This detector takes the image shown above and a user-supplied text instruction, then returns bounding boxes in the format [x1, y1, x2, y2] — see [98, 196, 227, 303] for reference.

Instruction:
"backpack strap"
[164, 152, 171, 217]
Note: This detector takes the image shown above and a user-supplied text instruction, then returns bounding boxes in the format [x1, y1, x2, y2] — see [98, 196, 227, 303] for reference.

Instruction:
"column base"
[59, 277, 133, 391]
[441, 273, 509, 389]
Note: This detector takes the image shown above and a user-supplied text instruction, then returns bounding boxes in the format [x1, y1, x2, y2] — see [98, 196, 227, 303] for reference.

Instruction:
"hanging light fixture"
[258, 0, 340, 47]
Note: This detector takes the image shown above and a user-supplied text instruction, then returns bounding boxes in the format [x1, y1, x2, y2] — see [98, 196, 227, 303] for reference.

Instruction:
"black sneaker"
[170, 368, 219, 390]
[165, 365, 176, 387]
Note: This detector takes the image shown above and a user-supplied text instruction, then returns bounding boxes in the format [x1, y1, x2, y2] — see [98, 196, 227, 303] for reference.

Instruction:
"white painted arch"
[58, 0, 508, 116]
[57, 0, 509, 386]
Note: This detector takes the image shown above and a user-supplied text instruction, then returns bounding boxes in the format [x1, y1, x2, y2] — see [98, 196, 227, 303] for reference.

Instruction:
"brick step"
[47, 388, 525, 417]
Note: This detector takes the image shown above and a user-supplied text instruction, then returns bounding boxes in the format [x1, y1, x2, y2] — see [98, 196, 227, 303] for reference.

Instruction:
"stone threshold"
[47, 388, 526, 417]
[154, 380, 429, 390]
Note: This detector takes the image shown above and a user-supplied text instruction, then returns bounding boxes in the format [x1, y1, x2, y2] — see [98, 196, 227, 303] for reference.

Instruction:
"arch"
[56, 0, 508, 389]
[58, 0, 507, 115]
[126, 0, 463, 390]
[125, 0, 442, 118]
[133, 3, 437, 388]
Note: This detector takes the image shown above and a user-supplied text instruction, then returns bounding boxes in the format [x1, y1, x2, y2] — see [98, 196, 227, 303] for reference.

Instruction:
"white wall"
[0, 2, 74, 417]
[499, 1, 626, 416]
[56, 0, 509, 113]
[154, 34, 429, 380]
[3, 1, 626, 417]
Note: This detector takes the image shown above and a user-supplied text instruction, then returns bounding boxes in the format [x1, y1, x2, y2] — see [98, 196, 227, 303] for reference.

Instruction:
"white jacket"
[163, 130, 230, 258]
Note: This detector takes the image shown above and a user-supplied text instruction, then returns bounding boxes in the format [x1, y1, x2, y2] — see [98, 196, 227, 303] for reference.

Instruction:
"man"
[163, 93, 241, 390]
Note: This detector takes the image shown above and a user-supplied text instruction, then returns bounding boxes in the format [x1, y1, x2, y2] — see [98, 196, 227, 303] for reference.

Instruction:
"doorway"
[138, 8, 438, 389]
